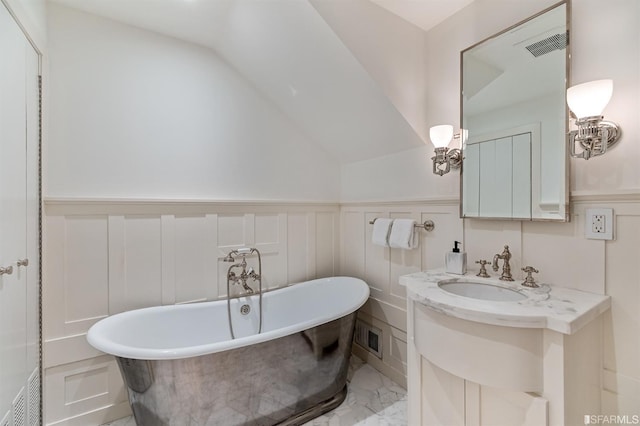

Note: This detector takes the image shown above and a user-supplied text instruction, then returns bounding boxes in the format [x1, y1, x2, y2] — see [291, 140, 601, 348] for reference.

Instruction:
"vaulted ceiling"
[49, 0, 472, 163]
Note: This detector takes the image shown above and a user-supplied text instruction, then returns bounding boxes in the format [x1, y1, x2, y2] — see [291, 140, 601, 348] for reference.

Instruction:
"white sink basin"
[438, 280, 526, 302]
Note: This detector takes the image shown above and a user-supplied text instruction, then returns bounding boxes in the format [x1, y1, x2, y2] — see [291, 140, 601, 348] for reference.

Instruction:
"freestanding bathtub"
[87, 276, 369, 426]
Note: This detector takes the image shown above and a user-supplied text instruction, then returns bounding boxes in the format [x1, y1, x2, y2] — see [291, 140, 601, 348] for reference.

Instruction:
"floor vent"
[27, 368, 39, 426]
[1, 410, 10, 426]
[354, 319, 382, 359]
[12, 388, 26, 426]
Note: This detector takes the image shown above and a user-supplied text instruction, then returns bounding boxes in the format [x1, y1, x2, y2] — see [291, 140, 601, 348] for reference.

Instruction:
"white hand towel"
[389, 219, 418, 249]
[371, 218, 393, 247]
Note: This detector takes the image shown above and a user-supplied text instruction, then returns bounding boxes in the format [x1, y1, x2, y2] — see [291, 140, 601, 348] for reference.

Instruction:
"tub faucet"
[228, 269, 255, 294]
[228, 259, 259, 294]
[225, 249, 261, 294]
[492, 245, 514, 281]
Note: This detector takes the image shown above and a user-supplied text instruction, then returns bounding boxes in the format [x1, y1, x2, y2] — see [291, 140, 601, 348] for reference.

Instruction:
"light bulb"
[429, 125, 454, 148]
[567, 79, 613, 119]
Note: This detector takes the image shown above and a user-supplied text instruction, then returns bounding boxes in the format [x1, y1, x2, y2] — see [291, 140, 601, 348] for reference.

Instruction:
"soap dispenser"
[445, 241, 467, 275]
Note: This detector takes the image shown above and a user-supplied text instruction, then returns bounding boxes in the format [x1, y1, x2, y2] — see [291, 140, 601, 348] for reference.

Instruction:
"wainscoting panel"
[341, 199, 462, 386]
[62, 216, 109, 335]
[174, 215, 209, 304]
[42, 196, 640, 423]
[600, 201, 640, 414]
[316, 212, 339, 278]
[122, 216, 163, 312]
[44, 356, 127, 426]
[43, 199, 339, 426]
[287, 213, 310, 284]
[341, 211, 366, 280]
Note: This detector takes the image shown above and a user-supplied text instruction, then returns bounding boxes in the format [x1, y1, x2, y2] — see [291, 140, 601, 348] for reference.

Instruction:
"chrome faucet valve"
[246, 267, 260, 281]
[521, 266, 539, 288]
[475, 260, 490, 278]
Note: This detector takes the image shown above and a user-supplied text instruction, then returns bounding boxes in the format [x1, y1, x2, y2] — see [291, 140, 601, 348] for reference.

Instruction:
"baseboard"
[46, 402, 131, 426]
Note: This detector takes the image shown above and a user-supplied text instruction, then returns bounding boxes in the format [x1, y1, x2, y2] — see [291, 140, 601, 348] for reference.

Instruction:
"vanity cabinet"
[0, 3, 41, 423]
[402, 271, 610, 426]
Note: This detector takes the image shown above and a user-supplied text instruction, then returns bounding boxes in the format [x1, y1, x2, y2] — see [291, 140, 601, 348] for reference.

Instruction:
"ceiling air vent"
[525, 32, 567, 57]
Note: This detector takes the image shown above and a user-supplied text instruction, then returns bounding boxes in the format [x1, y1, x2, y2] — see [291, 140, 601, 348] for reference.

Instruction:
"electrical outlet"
[592, 214, 605, 233]
[585, 208, 613, 240]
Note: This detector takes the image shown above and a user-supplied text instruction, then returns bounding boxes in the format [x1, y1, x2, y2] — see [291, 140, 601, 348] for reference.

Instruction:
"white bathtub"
[87, 276, 370, 425]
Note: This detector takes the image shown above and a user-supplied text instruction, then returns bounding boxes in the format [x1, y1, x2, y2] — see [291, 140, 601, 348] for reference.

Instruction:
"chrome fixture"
[224, 247, 262, 294]
[224, 247, 263, 338]
[475, 260, 490, 278]
[492, 245, 514, 281]
[16, 258, 29, 267]
[0, 265, 13, 275]
[567, 79, 621, 160]
[429, 125, 463, 176]
[368, 218, 435, 232]
[227, 264, 259, 294]
[223, 247, 252, 263]
[521, 266, 539, 288]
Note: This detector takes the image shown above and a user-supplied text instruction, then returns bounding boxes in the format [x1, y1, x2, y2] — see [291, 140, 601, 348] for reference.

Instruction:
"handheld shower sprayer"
[223, 247, 253, 262]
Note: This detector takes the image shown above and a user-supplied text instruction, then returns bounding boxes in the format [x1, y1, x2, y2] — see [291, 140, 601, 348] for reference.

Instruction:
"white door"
[0, 3, 40, 424]
[25, 39, 41, 422]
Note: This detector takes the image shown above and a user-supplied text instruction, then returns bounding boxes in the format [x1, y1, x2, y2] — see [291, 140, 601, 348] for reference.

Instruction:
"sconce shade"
[429, 125, 454, 148]
[567, 79, 613, 119]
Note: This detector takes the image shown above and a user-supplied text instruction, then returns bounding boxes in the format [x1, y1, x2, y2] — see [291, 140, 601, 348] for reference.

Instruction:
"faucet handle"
[475, 260, 490, 278]
[521, 266, 539, 288]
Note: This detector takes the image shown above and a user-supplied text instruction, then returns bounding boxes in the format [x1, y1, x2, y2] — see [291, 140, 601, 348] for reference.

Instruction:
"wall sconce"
[429, 124, 462, 176]
[567, 79, 621, 160]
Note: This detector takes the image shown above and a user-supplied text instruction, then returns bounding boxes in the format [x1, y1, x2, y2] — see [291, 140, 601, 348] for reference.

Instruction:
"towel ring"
[369, 218, 435, 232]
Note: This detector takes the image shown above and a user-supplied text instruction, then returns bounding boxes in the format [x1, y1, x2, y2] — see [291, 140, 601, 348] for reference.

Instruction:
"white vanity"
[401, 270, 610, 426]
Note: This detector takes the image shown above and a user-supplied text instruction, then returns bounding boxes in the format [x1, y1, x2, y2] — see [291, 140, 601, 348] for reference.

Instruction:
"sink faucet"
[492, 245, 514, 281]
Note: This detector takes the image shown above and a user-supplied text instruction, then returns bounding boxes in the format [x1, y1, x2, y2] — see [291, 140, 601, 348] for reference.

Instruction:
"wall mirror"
[460, 1, 569, 221]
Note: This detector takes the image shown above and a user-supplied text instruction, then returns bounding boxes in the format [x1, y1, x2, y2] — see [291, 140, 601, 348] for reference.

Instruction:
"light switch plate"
[585, 208, 614, 240]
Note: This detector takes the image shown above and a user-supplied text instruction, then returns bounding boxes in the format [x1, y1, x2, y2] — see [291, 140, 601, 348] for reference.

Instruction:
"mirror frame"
[459, 0, 571, 222]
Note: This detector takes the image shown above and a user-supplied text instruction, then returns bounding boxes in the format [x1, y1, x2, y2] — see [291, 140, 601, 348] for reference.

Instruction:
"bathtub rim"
[87, 276, 369, 360]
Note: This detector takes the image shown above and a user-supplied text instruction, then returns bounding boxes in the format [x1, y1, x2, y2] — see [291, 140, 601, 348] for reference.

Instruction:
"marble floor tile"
[102, 416, 137, 426]
[101, 357, 407, 426]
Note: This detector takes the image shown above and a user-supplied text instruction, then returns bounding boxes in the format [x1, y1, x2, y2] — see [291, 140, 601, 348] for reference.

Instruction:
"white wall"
[343, 0, 640, 199]
[339, 0, 640, 415]
[570, 0, 640, 195]
[341, 145, 459, 201]
[2, 0, 46, 49]
[46, 4, 340, 201]
[310, 0, 428, 141]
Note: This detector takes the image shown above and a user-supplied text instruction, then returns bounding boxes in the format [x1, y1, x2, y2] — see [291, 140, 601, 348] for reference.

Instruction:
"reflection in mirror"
[461, 2, 569, 221]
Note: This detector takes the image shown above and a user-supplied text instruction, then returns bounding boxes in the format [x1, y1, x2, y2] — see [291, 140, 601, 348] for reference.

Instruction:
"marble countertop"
[400, 270, 611, 335]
